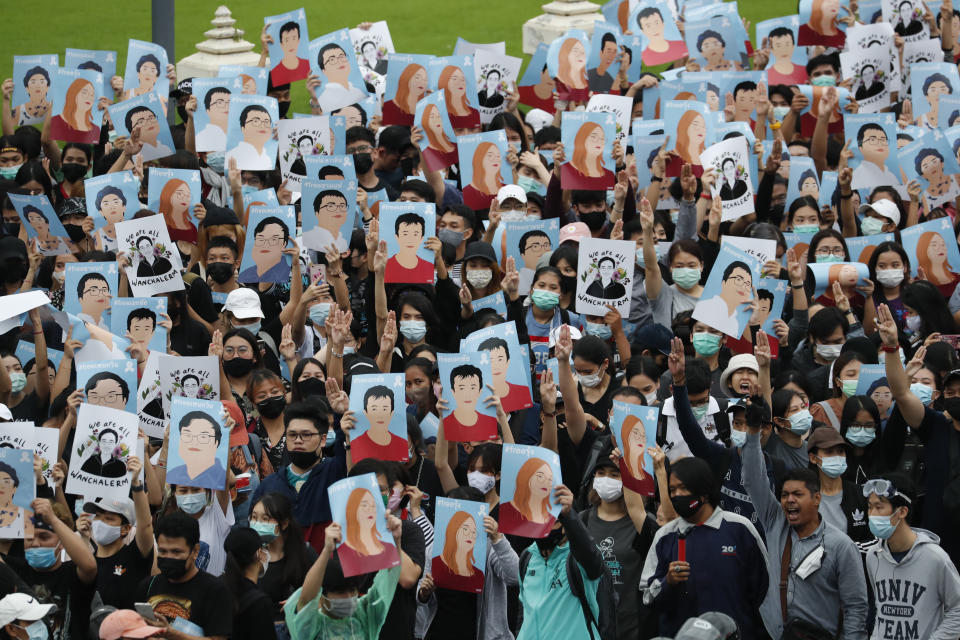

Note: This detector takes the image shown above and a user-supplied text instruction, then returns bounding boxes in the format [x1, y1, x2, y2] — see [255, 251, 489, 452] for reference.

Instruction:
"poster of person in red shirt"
[463, 322, 533, 413]
[347, 373, 409, 463]
[437, 352, 499, 442]
[380, 202, 436, 284]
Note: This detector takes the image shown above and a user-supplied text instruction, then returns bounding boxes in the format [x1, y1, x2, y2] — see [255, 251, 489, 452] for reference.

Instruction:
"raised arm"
[555, 486, 604, 579]
[539, 369, 559, 453]
[434, 396, 459, 494]
[878, 303, 924, 428]
[742, 401, 783, 532]
[555, 324, 587, 446]
[640, 196, 663, 301]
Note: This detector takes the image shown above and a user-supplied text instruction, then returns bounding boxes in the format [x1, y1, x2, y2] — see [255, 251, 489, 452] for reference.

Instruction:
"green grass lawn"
[0, 0, 782, 106]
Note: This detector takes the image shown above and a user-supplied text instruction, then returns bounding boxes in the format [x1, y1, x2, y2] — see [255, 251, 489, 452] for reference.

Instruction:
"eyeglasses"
[349, 145, 373, 154]
[131, 114, 158, 129]
[862, 478, 911, 503]
[323, 53, 348, 66]
[224, 346, 251, 357]
[815, 247, 845, 256]
[83, 286, 111, 297]
[209, 98, 229, 108]
[728, 274, 752, 287]
[287, 431, 320, 442]
[523, 241, 551, 252]
[254, 235, 285, 247]
[862, 135, 888, 145]
[244, 117, 271, 128]
[848, 422, 876, 430]
[88, 391, 123, 404]
[0, 477, 15, 488]
[181, 432, 216, 444]
[319, 203, 348, 212]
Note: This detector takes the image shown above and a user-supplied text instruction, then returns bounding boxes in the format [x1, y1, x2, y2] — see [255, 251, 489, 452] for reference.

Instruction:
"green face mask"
[816, 254, 843, 263]
[692, 404, 709, 421]
[840, 378, 858, 397]
[672, 267, 702, 289]
[793, 224, 820, 235]
[692, 332, 721, 356]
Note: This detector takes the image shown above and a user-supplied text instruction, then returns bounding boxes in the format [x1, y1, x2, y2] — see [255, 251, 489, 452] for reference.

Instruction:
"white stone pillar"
[177, 5, 262, 79]
[522, 0, 603, 55]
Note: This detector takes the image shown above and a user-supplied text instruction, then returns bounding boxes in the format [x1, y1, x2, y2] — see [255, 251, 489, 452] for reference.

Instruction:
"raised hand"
[876, 303, 899, 347]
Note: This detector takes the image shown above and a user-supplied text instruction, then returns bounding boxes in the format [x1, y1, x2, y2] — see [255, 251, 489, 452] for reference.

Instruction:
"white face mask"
[815, 343, 842, 361]
[465, 269, 493, 289]
[91, 520, 123, 545]
[577, 371, 604, 388]
[875, 269, 903, 288]
[644, 390, 658, 405]
[467, 471, 496, 495]
[592, 476, 623, 501]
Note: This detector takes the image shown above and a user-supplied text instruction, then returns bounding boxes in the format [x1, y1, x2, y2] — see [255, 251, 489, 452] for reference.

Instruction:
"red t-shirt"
[448, 108, 480, 130]
[767, 64, 808, 86]
[432, 556, 484, 593]
[442, 411, 498, 442]
[461, 183, 496, 211]
[561, 164, 615, 190]
[641, 41, 688, 66]
[385, 255, 434, 284]
[382, 99, 415, 127]
[497, 500, 556, 539]
[270, 58, 310, 85]
[500, 382, 533, 413]
[351, 431, 409, 463]
[518, 86, 556, 113]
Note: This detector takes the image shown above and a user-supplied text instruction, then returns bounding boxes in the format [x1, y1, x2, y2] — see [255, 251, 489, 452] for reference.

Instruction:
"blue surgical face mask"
[860, 216, 885, 236]
[868, 514, 899, 539]
[692, 332, 721, 356]
[18, 620, 49, 640]
[241, 184, 259, 197]
[176, 492, 208, 515]
[692, 404, 709, 421]
[530, 289, 560, 310]
[342, 345, 356, 355]
[811, 74, 837, 87]
[793, 224, 820, 235]
[846, 427, 876, 447]
[234, 321, 261, 336]
[9, 372, 26, 393]
[584, 321, 613, 340]
[788, 409, 813, 435]
[910, 382, 934, 406]
[399, 320, 427, 342]
[251, 521, 279, 542]
[729, 428, 747, 448]
[0, 165, 22, 180]
[815, 254, 842, 263]
[309, 302, 332, 328]
[772, 105, 790, 121]
[819, 455, 847, 478]
[636, 247, 645, 267]
[206, 151, 226, 174]
[25, 547, 58, 569]
[671, 267, 701, 289]
[517, 175, 546, 197]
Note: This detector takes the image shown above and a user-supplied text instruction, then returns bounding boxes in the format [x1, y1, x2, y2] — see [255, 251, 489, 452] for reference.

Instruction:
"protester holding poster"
[497, 444, 562, 538]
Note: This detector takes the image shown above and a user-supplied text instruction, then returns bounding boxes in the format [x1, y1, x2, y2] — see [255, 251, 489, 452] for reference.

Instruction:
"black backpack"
[519, 546, 619, 640]
[943, 431, 960, 527]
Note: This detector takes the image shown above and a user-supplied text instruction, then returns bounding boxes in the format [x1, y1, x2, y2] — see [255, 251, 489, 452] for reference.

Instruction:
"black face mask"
[671, 494, 704, 519]
[278, 101, 291, 119]
[535, 526, 565, 556]
[944, 398, 960, 422]
[177, 104, 190, 124]
[579, 210, 606, 231]
[61, 163, 87, 183]
[288, 448, 320, 469]
[157, 555, 189, 580]
[63, 223, 86, 243]
[2, 222, 20, 237]
[297, 377, 326, 399]
[2, 258, 27, 284]
[207, 261, 234, 284]
[560, 274, 577, 294]
[257, 394, 286, 419]
[223, 357, 255, 378]
[399, 155, 418, 177]
[353, 152, 374, 174]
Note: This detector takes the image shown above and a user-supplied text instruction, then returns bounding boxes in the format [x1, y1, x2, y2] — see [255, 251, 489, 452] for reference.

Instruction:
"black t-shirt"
[170, 318, 212, 357]
[136, 570, 234, 637]
[11, 391, 46, 424]
[259, 545, 318, 621]
[425, 588, 478, 640]
[232, 580, 278, 640]
[361, 519, 425, 640]
[95, 540, 154, 610]
[408, 455, 444, 523]
[6, 557, 96, 640]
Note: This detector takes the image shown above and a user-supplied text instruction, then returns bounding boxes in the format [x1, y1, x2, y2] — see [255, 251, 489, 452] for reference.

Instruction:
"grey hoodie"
[866, 528, 960, 640]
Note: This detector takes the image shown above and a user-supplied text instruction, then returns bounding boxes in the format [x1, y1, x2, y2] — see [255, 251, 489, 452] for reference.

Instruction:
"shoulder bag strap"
[779, 533, 793, 623]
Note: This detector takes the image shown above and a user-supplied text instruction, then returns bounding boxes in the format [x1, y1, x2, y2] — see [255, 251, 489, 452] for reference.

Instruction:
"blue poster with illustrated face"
[264, 8, 311, 86]
[218, 65, 269, 95]
[191, 78, 234, 153]
[755, 279, 788, 336]
[49, 68, 104, 144]
[692, 243, 761, 338]
[147, 168, 202, 231]
[432, 497, 488, 593]
[122, 40, 168, 100]
[308, 28, 370, 113]
[76, 358, 138, 414]
[379, 201, 436, 285]
[111, 297, 168, 354]
[414, 92, 459, 173]
[663, 100, 713, 172]
[303, 154, 356, 184]
[499, 219, 559, 296]
[844, 112, 900, 191]
[327, 473, 400, 577]
[808, 261, 870, 297]
[347, 373, 409, 463]
[65, 48, 117, 96]
[898, 132, 960, 210]
[470, 291, 507, 318]
[225, 94, 279, 171]
[238, 206, 295, 284]
[499, 443, 562, 539]
[15, 340, 63, 374]
[437, 352, 498, 442]
[901, 217, 960, 283]
[84, 172, 140, 232]
[610, 400, 660, 496]
[845, 233, 894, 264]
[166, 397, 229, 491]
[12, 55, 57, 126]
[909, 62, 960, 121]
[0, 448, 35, 539]
[382, 54, 434, 126]
[560, 111, 617, 190]
[64, 262, 118, 332]
[457, 130, 512, 211]
[301, 178, 357, 254]
[8, 193, 71, 256]
[107, 91, 175, 162]
[786, 156, 821, 209]
[428, 56, 481, 130]
[462, 322, 534, 413]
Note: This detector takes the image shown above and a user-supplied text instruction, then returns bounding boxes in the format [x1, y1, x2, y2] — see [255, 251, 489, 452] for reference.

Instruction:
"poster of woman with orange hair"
[902, 219, 960, 298]
[147, 168, 201, 249]
[547, 30, 590, 103]
[798, 0, 850, 48]
[431, 498, 488, 593]
[414, 92, 459, 172]
[664, 101, 711, 177]
[498, 444, 562, 538]
[458, 131, 512, 211]
[610, 401, 660, 496]
[560, 112, 616, 190]
[807, 261, 868, 307]
[382, 54, 431, 126]
[430, 56, 481, 130]
[50, 69, 104, 144]
[328, 473, 401, 577]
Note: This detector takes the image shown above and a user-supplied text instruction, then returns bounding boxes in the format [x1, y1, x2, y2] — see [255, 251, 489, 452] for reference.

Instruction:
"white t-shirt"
[196, 501, 235, 576]
[195, 123, 227, 152]
[226, 140, 274, 171]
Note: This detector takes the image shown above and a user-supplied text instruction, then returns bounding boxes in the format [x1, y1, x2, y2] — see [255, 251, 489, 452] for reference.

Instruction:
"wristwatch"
[131, 484, 145, 493]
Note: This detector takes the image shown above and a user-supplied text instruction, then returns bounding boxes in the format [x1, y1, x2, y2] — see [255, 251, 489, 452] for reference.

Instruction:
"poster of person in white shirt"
[846, 113, 900, 190]
[301, 179, 356, 253]
[308, 29, 370, 114]
[224, 95, 279, 171]
[191, 78, 231, 152]
[692, 243, 761, 338]
[107, 91, 175, 162]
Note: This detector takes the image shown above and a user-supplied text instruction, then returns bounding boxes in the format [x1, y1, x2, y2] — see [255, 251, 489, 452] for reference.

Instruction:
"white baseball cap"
[858, 199, 900, 226]
[83, 497, 136, 526]
[0, 403, 11, 421]
[222, 288, 264, 320]
[0, 593, 55, 627]
[525, 108, 554, 133]
[497, 184, 527, 205]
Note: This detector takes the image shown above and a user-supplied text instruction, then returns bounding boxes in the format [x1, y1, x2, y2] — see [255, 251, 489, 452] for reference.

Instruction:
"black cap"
[224, 526, 262, 557]
[200, 199, 240, 227]
[171, 78, 194, 99]
[634, 324, 673, 356]
[945, 369, 960, 386]
[58, 197, 87, 219]
[462, 241, 496, 264]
